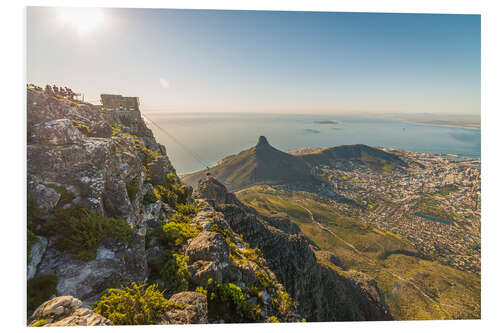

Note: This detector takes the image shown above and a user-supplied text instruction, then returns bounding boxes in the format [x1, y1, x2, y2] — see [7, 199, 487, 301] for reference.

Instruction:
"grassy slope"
[296, 144, 407, 175]
[182, 144, 318, 192]
[236, 185, 480, 320]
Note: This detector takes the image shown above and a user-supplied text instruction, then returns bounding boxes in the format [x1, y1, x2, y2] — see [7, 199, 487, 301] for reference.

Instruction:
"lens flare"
[58, 7, 105, 34]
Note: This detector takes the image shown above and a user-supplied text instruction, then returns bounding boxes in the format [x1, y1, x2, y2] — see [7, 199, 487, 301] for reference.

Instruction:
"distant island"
[304, 128, 321, 134]
[313, 120, 339, 125]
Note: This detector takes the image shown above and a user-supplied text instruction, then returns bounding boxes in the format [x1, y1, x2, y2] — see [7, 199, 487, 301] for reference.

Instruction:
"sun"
[58, 7, 105, 34]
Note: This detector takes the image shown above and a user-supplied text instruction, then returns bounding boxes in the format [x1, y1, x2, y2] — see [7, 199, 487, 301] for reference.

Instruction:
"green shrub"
[208, 283, 255, 322]
[276, 290, 293, 315]
[151, 173, 188, 208]
[126, 181, 139, 202]
[47, 184, 75, 207]
[154, 185, 178, 208]
[195, 286, 208, 295]
[32, 319, 47, 327]
[269, 316, 279, 323]
[148, 252, 190, 294]
[40, 205, 132, 261]
[169, 212, 192, 225]
[27, 197, 42, 228]
[160, 221, 200, 246]
[255, 270, 274, 291]
[72, 120, 90, 135]
[176, 203, 198, 217]
[93, 282, 172, 325]
[27, 274, 58, 312]
[142, 190, 157, 206]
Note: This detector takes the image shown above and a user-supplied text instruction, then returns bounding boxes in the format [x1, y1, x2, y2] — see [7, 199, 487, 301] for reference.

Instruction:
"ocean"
[144, 112, 481, 174]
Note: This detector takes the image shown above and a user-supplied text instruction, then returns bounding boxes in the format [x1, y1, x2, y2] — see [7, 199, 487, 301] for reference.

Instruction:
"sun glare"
[58, 8, 105, 34]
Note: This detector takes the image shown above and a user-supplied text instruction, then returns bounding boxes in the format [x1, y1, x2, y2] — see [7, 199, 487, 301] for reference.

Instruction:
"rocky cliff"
[194, 176, 392, 321]
[26, 87, 391, 325]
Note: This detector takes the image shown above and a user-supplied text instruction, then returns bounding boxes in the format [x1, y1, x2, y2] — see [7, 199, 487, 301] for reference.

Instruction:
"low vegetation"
[153, 173, 187, 208]
[71, 120, 90, 135]
[207, 282, 255, 322]
[40, 204, 132, 261]
[148, 251, 191, 294]
[27, 274, 58, 312]
[93, 282, 173, 325]
[47, 184, 75, 207]
[160, 221, 200, 246]
[126, 180, 139, 202]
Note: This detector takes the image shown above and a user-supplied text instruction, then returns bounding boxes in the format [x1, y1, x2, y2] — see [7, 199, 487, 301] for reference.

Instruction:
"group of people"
[44, 84, 77, 101]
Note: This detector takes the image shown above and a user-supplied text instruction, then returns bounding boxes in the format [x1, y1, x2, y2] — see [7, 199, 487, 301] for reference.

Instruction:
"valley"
[236, 186, 480, 320]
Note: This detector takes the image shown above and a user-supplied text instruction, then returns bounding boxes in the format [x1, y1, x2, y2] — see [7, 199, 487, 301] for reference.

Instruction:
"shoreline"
[398, 119, 480, 130]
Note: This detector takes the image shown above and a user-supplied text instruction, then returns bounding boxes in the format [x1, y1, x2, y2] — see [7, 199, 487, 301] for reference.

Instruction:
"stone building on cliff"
[100, 94, 140, 112]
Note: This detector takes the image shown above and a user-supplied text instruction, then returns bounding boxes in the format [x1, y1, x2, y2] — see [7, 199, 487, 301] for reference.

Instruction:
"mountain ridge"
[182, 137, 407, 191]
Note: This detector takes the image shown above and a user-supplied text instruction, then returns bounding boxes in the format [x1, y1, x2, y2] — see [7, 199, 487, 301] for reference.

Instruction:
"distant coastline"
[408, 120, 480, 130]
[313, 120, 339, 125]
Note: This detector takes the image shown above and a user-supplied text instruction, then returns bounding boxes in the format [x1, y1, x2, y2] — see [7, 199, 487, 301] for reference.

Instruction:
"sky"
[27, 7, 481, 115]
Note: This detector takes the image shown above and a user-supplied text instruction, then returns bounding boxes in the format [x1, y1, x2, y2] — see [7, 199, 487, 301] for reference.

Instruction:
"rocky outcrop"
[195, 176, 392, 321]
[193, 176, 238, 205]
[29, 296, 111, 327]
[27, 88, 171, 307]
[161, 292, 208, 324]
[26, 87, 392, 325]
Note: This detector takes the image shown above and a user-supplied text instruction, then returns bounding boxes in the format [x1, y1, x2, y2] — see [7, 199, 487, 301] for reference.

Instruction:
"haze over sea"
[146, 113, 481, 174]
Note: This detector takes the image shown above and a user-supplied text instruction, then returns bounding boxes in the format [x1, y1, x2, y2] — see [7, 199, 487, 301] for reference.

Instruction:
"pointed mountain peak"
[256, 136, 270, 148]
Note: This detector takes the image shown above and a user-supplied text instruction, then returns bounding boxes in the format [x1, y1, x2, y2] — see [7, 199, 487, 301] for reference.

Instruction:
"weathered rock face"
[195, 176, 392, 322]
[194, 176, 238, 205]
[161, 292, 208, 324]
[27, 88, 171, 306]
[148, 157, 176, 185]
[37, 235, 147, 307]
[27, 236, 48, 280]
[29, 296, 111, 327]
[30, 119, 84, 146]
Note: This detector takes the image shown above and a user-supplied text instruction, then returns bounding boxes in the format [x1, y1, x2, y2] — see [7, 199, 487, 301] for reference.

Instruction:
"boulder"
[194, 176, 237, 205]
[185, 231, 229, 263]
[161, 292, 208, 324]
[27, 181, 61, 213]
[30, 119, 84, 146]
[29, 296, 111, 326]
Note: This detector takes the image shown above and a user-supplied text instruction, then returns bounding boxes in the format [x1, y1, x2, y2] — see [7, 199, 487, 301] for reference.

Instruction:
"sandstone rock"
[188, 261, 223, 287]
[27, 181, 61, 213]
[143, 201, 163, 223]
[37, 233, 147, 306]
[182, 184, 193, 200]
[30, 119, 84, 146]
[27, 236, 48, 279]
[89, 121, 112, 138]
[26, 88, 173, 308]
[193, 176, 237, 205]
[161, 292, 208, 324]
[185, 231, 229, 263]
[29, 296, 111, 326]
[148, 157, 174, 185]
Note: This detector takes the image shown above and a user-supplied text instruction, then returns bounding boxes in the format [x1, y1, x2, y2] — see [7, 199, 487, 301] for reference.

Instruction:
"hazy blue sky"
[27, 7, 480, 114]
